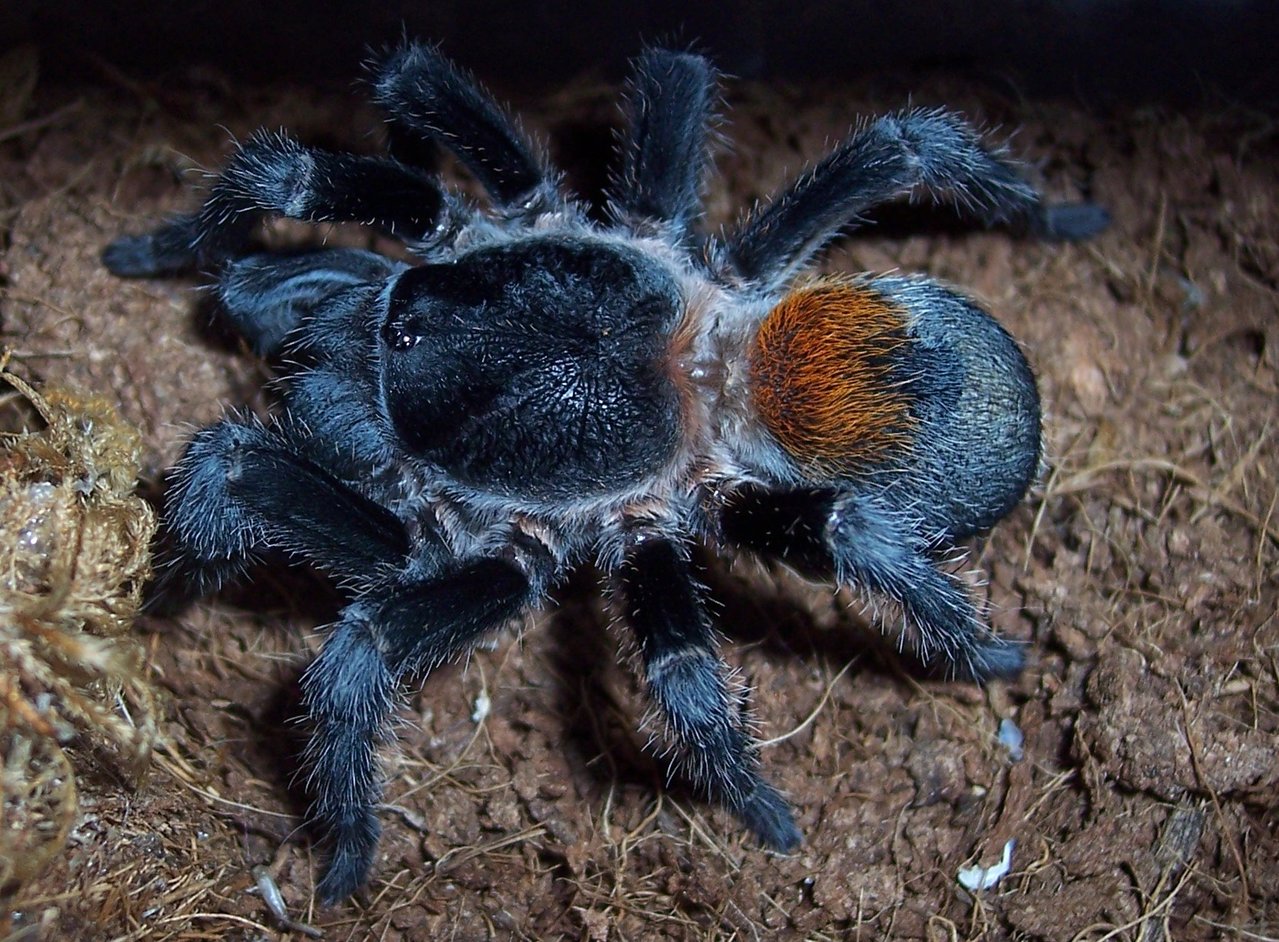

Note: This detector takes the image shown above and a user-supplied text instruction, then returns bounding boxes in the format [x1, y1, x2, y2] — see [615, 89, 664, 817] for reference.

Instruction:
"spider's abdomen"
[749, 278, 919, 477]
[750, 276, 1041, 541]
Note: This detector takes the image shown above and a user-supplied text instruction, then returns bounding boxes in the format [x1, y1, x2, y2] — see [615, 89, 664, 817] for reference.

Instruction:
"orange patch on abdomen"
[749, 279, 917, 476]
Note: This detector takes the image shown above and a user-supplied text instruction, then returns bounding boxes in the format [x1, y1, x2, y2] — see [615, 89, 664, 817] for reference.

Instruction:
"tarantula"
[103, 44, 1106, 902]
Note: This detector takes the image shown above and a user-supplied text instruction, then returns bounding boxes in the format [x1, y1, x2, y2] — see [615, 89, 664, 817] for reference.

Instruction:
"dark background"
[4, 0, 1278, 104]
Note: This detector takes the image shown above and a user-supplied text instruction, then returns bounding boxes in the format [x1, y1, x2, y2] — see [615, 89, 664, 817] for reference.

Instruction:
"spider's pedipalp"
[217, 248, 406, 356]
[611, 47, 719, 243]
[619, 534, 800, 850]
[371, 43, 557, 210]
[724, 108, 1050, 288]
[145, 417, 414, 613]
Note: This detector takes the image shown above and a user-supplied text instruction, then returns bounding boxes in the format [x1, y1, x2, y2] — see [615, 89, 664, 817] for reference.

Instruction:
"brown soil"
[1, 57, 1276, 941]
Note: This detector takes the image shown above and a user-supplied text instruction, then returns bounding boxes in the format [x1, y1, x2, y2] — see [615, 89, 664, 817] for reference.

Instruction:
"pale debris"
[471, 691, 491, 724]
[958, 839, 1015, 892]
[998, 717, 1025, 761]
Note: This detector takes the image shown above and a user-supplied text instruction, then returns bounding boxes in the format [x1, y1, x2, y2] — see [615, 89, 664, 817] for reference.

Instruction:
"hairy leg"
[610, 47, 718, 242]
[370, 42, 558, 210]
[304, 552, 544, 903]
[618, 534, 800, 850]
[722, 108, 1108, 289]
[151, 420, 419, 610]
[720, 485, 1024, 682]
[103, 131, 465, 276]
[155, 415, 552, 900]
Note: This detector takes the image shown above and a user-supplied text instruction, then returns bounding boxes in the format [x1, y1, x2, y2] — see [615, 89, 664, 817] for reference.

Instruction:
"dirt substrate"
[1, 57, 1276, 941]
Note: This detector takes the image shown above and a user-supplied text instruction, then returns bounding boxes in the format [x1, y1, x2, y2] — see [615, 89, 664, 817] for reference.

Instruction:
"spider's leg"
[305, 551, 544, 903]
[100, 213, 205, 279]
[152, 420, 417, 610]
[371, 43, 558, 210]
[155, 414, 549, 902]
[720, 486, 1024, 683]
[610, 47, 718, 243]
[103, 132, 466, 276]
[215, 248, 405, 357]
[619, 534, 800, 851]
[722, 108, 1108, 289]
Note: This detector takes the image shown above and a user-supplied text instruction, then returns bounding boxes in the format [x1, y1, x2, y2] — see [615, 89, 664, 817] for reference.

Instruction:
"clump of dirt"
[0, 52, 1275, 941]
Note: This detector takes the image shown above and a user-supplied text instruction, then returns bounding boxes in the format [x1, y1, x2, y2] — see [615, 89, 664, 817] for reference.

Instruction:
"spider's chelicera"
[104, 44, 1106, 903]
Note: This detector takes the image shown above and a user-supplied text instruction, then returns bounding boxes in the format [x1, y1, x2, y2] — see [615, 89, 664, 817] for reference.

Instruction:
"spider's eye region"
[391, 330, 421, 351]
[382, 321, 423, 351]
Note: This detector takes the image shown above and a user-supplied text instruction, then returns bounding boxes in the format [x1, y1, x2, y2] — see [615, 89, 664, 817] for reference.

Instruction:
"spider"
[103, 43, 1106, 903]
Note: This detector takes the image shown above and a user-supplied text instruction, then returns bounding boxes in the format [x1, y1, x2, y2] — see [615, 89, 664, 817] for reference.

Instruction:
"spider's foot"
[316, 818, 380, 905]
[140, 561, 205, 616]
[316, 858, 366, 907]
[737, 780, 802, 852]
[140, 526, 247, 617]
[101, 223, 198, 277]
[1038, 201, 1110, 241]
[955, 637, 1027, 684]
